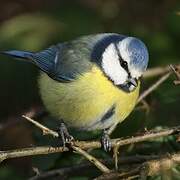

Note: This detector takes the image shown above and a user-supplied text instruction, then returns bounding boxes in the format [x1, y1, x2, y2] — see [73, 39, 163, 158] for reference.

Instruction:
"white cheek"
[101, 43, 128, 85]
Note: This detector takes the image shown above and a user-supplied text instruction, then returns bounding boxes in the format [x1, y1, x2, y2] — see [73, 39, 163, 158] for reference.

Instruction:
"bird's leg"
[58, 122, 74, 148]
[101, 129, 112, 152]
[101, 123, 119, 152]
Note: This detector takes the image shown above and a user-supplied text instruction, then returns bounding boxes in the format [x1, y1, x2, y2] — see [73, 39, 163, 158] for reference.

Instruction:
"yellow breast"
[38, 65, 140, 130]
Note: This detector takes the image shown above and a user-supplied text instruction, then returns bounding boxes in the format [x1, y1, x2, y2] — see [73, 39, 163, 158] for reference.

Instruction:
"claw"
[101, 129, 112, 152]
[58, 122, 74, 148]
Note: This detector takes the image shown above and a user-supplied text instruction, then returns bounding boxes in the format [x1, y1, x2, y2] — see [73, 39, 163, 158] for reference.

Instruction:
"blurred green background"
[0, 0, 180, 179]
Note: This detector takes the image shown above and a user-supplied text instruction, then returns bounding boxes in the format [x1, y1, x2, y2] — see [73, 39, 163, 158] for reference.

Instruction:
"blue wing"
[2, 33, 127, 82]
[2, 43, 92, 82]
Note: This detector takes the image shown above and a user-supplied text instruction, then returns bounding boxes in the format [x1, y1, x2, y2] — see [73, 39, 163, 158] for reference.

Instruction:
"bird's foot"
[101, 129, 112, 152]
[58, 122, 74, 149]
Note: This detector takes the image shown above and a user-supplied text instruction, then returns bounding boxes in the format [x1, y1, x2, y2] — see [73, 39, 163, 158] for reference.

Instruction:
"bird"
[2, 33, 149, 151]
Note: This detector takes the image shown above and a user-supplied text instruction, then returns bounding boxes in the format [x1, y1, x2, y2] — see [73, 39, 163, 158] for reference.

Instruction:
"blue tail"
[1, 47, 57, 75]
[2, 50, 34, 60]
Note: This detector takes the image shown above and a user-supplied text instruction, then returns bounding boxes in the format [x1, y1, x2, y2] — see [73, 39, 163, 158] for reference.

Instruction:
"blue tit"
[2, 33, 149, 151]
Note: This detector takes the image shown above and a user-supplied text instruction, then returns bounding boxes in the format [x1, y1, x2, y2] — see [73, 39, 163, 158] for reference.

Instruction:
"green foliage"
[0, 166, 24, 180]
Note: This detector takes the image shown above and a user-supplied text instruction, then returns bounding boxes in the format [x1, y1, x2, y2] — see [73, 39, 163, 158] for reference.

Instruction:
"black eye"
[121, 60, 128, 69]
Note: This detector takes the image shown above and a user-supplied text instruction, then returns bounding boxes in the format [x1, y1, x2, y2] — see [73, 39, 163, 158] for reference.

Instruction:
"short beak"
[129, 78, 138, 87]
[118, 78, 138, 93]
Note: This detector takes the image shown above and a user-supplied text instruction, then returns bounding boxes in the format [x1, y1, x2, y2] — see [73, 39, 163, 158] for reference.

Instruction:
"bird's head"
[101, 37, 149, 92]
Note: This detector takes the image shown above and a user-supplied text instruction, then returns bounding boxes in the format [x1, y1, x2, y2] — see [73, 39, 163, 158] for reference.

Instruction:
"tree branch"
[143, 64, 180, 78]
[22, 115, 110, 173]
[137, 64, 180, 104]
[29, 154, 176, 180]
[0, 146, 66, 163]
[137, 72, 171, 104]
[94, 153, 180, 180]
[1, 117, 180, 164]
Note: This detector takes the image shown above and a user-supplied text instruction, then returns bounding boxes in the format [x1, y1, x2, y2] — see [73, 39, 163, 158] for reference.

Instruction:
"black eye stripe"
[114, 43, 131, 77]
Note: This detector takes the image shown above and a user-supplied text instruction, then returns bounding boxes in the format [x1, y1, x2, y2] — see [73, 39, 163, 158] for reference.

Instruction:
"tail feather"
[1, 47, 58, 75]
[1, 50, 33, 60]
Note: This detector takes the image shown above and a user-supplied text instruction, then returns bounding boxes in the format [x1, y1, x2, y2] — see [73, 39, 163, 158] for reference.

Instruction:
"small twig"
[139, 165, 148, 180]
[137, 72, 171, 104]
[143, 65, 171, 78]
[0, 106, 46, 133]
[29, 162, 93, 180]
[170, 65, 180, 79]
[22, 115, 59, 137]
[173, 80, 180, 85]
[93, 171, 124, 180]
[137, 65, 178, 107]
[170, 64, 180, 85]
[94, 168, 140, 180]
[72, 146, 111, 173]
[143, 64, 180, 78]
[114, 127, 180, 148]
[32, 167, 41, 176]
[113, 146, 119, 170]
[127, 175, 139, 180]
[23, 115, 110, 173]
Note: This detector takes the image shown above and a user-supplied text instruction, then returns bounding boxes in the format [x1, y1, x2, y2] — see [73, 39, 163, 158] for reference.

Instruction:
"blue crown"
[124, 37, 149, 71]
